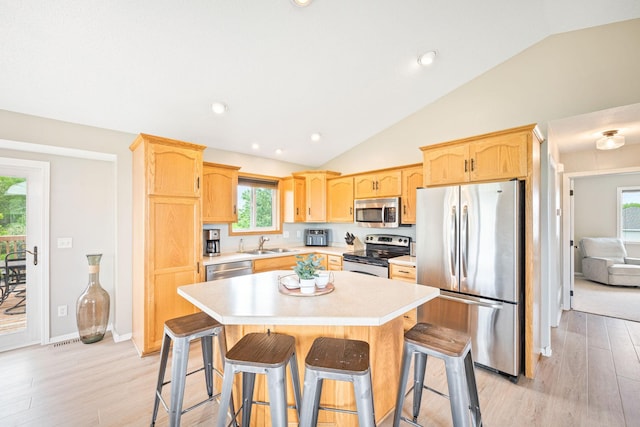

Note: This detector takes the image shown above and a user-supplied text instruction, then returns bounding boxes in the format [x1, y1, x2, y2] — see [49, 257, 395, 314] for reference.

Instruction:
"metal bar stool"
[216, 331, 302, 427]
[299, 336, 375, 427]
[393, 323, 482, 427]
[151, 311, 236, 427]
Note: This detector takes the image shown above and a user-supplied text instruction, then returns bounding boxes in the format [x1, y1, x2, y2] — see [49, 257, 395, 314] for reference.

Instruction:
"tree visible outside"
[621, 190, 640, 242]
[234, 185, 274, 231]
[0, 177, 26, 236]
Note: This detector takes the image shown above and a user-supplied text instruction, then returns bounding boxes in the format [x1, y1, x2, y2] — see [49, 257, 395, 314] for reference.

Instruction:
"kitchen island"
[178, 270, 439, 426]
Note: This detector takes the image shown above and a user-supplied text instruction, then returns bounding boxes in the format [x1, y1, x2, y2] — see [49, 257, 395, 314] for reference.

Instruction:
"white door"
[0, 158, 48, 352]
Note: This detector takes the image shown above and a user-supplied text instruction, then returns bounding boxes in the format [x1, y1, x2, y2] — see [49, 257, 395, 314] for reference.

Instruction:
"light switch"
[57, 237, 72, 248]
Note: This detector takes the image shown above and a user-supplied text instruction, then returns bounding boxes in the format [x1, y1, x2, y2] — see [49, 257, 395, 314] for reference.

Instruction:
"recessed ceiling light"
[310, 132, 322, 142]
[211, 102, 228, 115]
[275, 148, 283, 155]
[417, 50, 437, 66]
[251, 143, 260, 150]
[291, 0, 312, 7]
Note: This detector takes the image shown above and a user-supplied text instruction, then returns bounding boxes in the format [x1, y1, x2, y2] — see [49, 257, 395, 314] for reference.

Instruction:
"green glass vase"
[76, 254, 110, 344]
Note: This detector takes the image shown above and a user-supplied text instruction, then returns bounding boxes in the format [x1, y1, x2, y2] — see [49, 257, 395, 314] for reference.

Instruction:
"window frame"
[228, 174, 282, 236]
[617, 186, 640, 244]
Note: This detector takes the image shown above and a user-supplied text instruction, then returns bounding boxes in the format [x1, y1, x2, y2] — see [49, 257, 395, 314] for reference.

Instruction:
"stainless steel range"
[342, 234, 411, 277]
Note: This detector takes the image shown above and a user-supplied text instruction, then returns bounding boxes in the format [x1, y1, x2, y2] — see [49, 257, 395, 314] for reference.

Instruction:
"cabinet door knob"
[464, 159, 468, 172]
[471, 158, 475, 171]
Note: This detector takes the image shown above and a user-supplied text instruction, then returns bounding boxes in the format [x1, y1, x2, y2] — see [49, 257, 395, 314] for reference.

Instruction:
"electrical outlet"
[296, 231, 301, 238]
[283, 231, 290, 238]
[57, 305, 68, 317]
[57, 237, 72, 249]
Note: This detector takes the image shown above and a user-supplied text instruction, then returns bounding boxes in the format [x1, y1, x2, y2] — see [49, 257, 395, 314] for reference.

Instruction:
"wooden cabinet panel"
[423, 143, 468, 186]
[281, 176, 306, 223]
[202, 163, 239, 223]
[354, 170, 401, 199]
[292, 171, 340, 222]
[327, 177, 354, 222]
[401, 165, 423, 224]
[253, 255, 298, 273]
[389, 263, 417, 331]
[130, 134, 205, 355]
[470, 133, 528, 181]
[327, 254, 342, 271]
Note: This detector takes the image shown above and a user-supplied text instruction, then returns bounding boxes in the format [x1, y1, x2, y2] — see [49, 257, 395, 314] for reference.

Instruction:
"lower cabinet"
[253, 255, 298, 273]
[327, 254, 343, 271]
[389, 263, 417, 331]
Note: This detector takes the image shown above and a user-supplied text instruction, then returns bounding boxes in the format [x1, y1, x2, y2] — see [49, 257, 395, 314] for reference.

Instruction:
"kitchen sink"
[241, 248, 299, 255]
[243, 250, 274, 255]
[268, 248, 298, 253]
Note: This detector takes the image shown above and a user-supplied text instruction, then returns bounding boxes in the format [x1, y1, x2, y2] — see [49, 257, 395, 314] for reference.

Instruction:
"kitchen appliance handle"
[439, 293, 503, 309]
[450, 206, 457, 277]
[461, 204, 468, 279]
[381, 202, 387, 226]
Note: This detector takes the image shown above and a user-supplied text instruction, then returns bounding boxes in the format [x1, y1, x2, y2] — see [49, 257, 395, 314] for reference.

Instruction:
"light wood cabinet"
[281, 176, 306, 223]
[292, 171, 340, 222]
[327, 176, 354, 222]
[354, 169, 402, 199]
[202, 162, 239, 223]
[400, 165, 423, 224]
[389, 263, 417, 331]
[422, 130, 528, 186]
[420, 124, 542, 379]
[327, 254, 342, 271]
[253, 255, 298, 273]
[130, 134, 205, 355]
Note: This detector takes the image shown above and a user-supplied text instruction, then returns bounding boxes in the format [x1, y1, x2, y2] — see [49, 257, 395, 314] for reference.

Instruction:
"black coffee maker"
[203, 229, 220, 256]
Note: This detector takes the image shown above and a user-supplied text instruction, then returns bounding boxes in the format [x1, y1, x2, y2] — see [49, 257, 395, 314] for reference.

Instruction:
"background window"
[232, 177, 279, 233]
[618, 187, 640, 243]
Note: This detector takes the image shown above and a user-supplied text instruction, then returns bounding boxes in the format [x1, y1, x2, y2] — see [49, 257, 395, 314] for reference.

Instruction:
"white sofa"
[580, 237, 640, 286]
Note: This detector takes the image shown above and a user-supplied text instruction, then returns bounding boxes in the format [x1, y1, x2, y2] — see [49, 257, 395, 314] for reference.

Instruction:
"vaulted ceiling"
[1, 1, 639, 166]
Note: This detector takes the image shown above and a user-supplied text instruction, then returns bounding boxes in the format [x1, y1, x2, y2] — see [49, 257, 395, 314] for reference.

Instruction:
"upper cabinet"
[422, 129, 528, 186]
[293, 171, 340, 222]
[400, 165, 423, 224]
[354, 169, 402, 199]
[143, 139, 203, 197]
[281, 176, 306, 223]
[327, 176, 354, 222]
[202, 162, 240, 223]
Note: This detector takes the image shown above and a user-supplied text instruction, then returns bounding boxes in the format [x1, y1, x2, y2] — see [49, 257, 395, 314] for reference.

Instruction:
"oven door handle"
[380, 202, 387, 226]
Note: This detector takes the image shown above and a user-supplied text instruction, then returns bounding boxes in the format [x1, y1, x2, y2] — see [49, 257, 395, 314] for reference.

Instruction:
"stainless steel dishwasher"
[205, 260, 253, 281]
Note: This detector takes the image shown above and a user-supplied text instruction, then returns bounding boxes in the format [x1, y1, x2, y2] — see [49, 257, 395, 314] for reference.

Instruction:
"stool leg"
[266, 366, 288, 426]
[412, 351, 428, 421]
[353, 371, 376, 427]
[216, 329, 238, 427]
[464, 352, 482, 427]
[393, 342, 413, 427]
[299, 369, 320, 427]
[216, 365, 237, 427]
[201, 335, 214, 397]
[445, 357, 471, 427]
[169, 337, 190, 427]
[312, 379, 323, 427]
[288, 353, 302, 418]
[241, 372, 256, 427]
[151, 332, 172, 425]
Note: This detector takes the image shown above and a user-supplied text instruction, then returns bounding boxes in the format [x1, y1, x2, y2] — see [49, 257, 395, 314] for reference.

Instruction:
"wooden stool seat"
[393, 323, 482, 427]
[165, 311, 221, 337]
[217, 332, 302, 427]
[300, 337, 375, 427]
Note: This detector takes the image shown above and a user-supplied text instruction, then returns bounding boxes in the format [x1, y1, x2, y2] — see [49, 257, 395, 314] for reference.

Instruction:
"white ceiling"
[1, 0, 639, 166]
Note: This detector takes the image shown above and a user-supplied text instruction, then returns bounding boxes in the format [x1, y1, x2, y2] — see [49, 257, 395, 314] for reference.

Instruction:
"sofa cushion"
[581, 237, 627, 263]
[609, 264, 640, 275]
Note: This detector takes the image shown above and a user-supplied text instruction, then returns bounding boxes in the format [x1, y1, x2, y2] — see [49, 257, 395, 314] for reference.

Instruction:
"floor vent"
[52, 338, 81, 348]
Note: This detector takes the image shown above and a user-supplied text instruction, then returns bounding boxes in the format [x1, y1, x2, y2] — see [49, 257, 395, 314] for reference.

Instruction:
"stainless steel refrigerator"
[416, 180, 524, 379]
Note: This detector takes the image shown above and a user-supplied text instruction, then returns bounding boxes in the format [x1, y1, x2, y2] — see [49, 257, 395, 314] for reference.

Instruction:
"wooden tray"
[278, 283, 335, 297]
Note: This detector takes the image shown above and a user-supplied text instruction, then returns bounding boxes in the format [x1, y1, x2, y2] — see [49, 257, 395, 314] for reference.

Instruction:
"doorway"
[0, 158, 48, 352]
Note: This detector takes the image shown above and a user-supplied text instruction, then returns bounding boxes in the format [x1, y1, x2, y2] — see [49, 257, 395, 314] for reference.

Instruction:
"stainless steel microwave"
[354, 197, 401, 228]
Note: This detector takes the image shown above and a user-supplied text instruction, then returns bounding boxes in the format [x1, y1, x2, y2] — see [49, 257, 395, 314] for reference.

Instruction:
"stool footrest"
[155, 390, 221, 416]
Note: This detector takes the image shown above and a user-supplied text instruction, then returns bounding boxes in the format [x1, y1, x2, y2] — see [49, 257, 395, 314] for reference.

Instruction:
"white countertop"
[388, 255, 417, 267]
[202, 246, 349, 266]
[178, 270, 439, 326]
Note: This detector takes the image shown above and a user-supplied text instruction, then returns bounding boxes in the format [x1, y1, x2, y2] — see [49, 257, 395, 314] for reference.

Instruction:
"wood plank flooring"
[0, 310, 638, 426]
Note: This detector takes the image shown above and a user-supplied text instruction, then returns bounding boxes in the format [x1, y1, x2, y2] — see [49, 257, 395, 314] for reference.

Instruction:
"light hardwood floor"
[0, 310, 639, 426]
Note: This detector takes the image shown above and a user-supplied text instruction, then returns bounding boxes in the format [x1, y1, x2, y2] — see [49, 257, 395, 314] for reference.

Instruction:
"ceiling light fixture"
[596, 130, 625, 150]
[310, 132, 322, 142]
[251, 143, 260, 150]
[275, 148, 283, 155]
[291, 0, 313, 7]
[417, 50, 437, 66]
[211, 102, 228, 115]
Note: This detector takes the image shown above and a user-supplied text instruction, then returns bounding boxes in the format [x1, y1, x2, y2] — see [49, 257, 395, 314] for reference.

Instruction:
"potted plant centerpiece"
[294, 253, 322, 294]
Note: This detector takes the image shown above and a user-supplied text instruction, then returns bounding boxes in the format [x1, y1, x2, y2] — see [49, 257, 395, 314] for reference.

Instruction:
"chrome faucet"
[258, 236, 270, 251]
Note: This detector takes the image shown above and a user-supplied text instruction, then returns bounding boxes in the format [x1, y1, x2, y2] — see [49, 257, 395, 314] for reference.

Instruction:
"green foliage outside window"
[0, 177, 26, 236]
[233, 184, 275, 232]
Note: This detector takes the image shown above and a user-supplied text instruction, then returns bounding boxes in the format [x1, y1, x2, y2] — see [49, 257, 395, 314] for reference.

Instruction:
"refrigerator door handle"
[461, 204, 468, 279]
[439, 293, 503, 309]
[450, 206, 457, 277]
